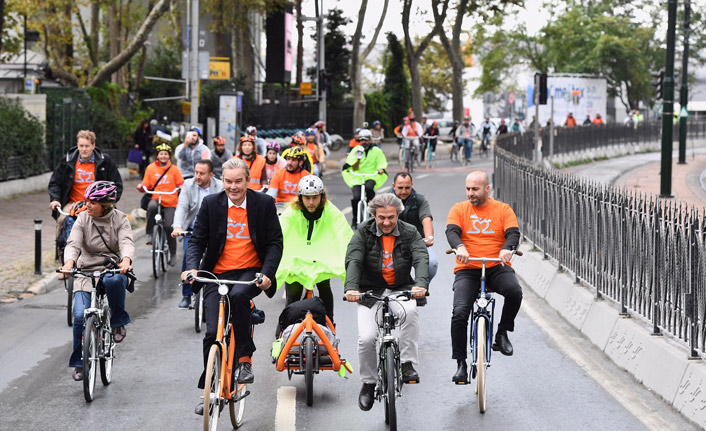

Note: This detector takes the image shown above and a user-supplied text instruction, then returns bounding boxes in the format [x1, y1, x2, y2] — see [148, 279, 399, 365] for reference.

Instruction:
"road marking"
[521, 294, 678, 431]
[416, 173, 430, 179]
[342, 207, 352, 215]
[275, 386, 296, 431]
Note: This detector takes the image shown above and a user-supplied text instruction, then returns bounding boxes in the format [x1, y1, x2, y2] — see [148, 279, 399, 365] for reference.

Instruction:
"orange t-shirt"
[141, 161, 184, 208]
[269, 168, 310, 203]
[306, 143, 318, 163]
[381, 235, 396, 285]
[349, 138, 359, 148]
[213, 206, 262, 273]
[565, 117, 577, 127]
[446, 198, 519, 272]
[69, 161, 95, 202]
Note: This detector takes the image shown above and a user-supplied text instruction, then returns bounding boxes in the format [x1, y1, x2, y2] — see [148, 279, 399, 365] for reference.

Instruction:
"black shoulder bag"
[140, 165, 171, 210]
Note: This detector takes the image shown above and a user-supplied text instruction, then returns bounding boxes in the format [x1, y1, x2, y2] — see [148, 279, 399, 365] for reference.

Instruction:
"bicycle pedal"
[232, 390, 251, 403]
[454, 380, 469, 385]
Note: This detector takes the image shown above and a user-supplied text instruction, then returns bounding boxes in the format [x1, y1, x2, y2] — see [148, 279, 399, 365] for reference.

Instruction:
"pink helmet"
[84, 181, 117, 203]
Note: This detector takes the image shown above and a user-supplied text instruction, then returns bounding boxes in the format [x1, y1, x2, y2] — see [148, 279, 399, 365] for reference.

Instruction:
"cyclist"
[304, 128, 325, 176]
[137, 142, 184, 266]
[389, 173, 437, 284]
[344, 193, 429, 411]
[172, 159, 224, 309]
[509, 118, 523, 133]
[289, 131, 315, 173]
[449, 120, 461, 160]
[263, 141, 286, 189]
[371, 120, 385, 145]
[455, 116, 476, 165]
[276, 175, 353, 323]
[49, 130, 123, 247]
[348, 128, 361, 152]
[245, 125, 267, 156]
[341, 129, 388, 230]
[175, 126, 210, 179]
[423, 120, 440, 160]
[57, 181, 134, 381]
[210, 135, 232, 179]
[401, 116, 424, 165]
[236, 134, 267, 191]
[267, 147, 311, 203]
[496, 119, 509, 135]
[182, 158, 282, 415]
[479, 116, 495, 152]
[445, 171, 522, 384]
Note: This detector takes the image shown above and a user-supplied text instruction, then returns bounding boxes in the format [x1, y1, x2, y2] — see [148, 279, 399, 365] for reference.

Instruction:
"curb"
[512, 243, 706, 428]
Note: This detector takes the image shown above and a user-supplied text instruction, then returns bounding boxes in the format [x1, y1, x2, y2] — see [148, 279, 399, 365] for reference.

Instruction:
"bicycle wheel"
[160, 226, 169, 273]
[229, 382, 247, 428]
[476, 317, 488, 413]
[203, 345, 222, 431]
[194, 290, 203, 333]
[357, 196, 366, 226]
[100, 306, 113, 386]
[66, 278, 74, 327]
[82, 316, 98, 402]
[304, 337, 315, 406]
[385, 345, 397, 430]
[151, 227, 160, 278]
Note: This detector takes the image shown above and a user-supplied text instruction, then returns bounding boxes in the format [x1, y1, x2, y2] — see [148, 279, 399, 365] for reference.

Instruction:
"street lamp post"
[678, 0, 690, 165]
[659, 0, 677, 197]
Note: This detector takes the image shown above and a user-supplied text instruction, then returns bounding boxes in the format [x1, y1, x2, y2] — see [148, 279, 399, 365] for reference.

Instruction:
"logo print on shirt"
[75, 168, 94, 183]
[154, 172, 170, 185]
[226, 218, 250, 239]
[466, 215, 495, 234]
[283, 181, 298, 194]
[382, 249, 394, 269]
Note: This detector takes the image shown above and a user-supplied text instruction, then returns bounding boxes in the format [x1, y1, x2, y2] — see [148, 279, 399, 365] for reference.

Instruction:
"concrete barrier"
[514, 242, 706, 428]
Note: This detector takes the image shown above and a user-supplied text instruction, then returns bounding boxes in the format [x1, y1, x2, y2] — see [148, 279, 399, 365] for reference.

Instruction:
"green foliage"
[307, 8, 351, 107]
[0, 97, 46, 179]
[383, 32, 410, 128]
[199, 73, 255, 127]
[364, 91, 391, 133]
[87, 83, 150, 149]
[419, 40, 453, 113]
[137, 45, 184, 122]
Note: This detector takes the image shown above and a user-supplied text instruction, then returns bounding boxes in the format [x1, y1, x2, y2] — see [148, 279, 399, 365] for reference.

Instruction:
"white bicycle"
[349, 171, 379, 227]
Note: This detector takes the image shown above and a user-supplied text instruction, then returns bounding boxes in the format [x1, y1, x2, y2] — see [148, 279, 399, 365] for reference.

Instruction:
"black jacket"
[185, 189, 283, 296]
[48, 146, 123, 210]
[344, 218, 429, 308]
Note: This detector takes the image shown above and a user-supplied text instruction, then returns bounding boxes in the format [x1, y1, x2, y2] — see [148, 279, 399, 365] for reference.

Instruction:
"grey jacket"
[64, 209, 135, 292]
[210, 148, 233, 178]
[173, 177, 224, 230]
[344, 218, 429, 308]
[175, 141, 210, 178]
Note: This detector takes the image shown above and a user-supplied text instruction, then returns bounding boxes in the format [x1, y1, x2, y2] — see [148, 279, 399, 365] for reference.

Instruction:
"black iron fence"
[496, 119, 706, 159]
[494, 148, 706, 356]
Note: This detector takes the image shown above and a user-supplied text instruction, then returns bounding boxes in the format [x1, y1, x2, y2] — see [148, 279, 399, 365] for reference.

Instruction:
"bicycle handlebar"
[343, 290, 414, 302]
[184, 272, 263, 286]
[141, 186, 180, 195]
[57, 267, 136, 280]
[52, 205, 70, 216]
[445, 249, 523, 259]
[174, 230, 192, 237]
[348, 171, 379, 177]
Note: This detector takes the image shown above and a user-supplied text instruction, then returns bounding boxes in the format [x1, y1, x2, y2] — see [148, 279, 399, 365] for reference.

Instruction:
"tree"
[308, 8, 351, 107]
[419, 40, 453, 113]
[295, 0, 304, 86]
[350, 0, 389, 128]
[382, 32, 410, 129]
[402, 0, 445, 120]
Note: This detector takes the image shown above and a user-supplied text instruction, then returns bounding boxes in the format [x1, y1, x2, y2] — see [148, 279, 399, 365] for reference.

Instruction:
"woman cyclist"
[57, 181, 135, 381]
[236, 134, 267, 191]
[276, 175, 353, 323]
[263, 141, 286, 189]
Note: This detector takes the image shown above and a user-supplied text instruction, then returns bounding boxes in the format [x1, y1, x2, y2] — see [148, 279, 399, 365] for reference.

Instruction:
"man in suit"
[172, 159, 223, 309]
[182, 158, 283, 416]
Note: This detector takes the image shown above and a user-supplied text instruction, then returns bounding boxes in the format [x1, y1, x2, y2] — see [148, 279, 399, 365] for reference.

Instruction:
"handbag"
[128, 147, 143, 164]
[140, 165, 171, 210]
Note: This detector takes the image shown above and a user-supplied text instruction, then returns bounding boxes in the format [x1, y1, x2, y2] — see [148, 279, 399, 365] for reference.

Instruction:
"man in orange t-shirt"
[445, 171, 522, 384]
[182, 158, 282, 415]
[137, 143, 184, 265]
[267, 147, 311, 203]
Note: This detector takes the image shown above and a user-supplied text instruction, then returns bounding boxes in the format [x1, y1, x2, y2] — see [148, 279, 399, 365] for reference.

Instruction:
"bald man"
[445, 171, 522, 384]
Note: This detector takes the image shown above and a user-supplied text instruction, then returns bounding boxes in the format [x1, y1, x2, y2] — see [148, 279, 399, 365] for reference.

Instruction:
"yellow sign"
[209, 57, 231, 80]
[300, 82, 312, 95]
[181, 101, 191, 115]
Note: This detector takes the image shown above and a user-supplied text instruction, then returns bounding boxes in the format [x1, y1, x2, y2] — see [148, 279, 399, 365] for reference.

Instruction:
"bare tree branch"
[75, 8, 98, 67]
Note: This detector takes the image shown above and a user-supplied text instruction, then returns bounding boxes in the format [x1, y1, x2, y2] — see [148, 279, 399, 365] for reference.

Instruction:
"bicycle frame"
[472, 263, 496, 370]
[348, 171, 377, 225]
[275, 311, 345, 373]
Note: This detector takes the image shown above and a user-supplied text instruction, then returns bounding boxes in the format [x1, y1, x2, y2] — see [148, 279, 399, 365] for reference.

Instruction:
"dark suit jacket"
[186, 189, 283, 297]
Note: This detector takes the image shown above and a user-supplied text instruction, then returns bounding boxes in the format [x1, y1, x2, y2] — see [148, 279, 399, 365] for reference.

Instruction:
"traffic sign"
[679, 106, 689, 118]
[508, 92, 515, 105]
[300, 82, 312, 96]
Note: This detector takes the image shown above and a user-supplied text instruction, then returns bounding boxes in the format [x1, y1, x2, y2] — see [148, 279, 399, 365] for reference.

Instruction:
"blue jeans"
[428, 247, 439, 282]
[181, 234, 193, 297]
[69, 273, 131, 368]
[459, 138, 473, 160]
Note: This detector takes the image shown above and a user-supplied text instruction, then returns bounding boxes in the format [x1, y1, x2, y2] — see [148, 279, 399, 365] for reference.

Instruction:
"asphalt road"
[0, 151, 699, 431]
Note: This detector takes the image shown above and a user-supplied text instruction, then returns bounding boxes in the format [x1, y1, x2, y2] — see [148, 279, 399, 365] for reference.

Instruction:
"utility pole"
[533, 73, 540, 163]
[314, 0, 326, 123]
[660, 0, 677, 197]
[190, 0, 199, 126]
[678, 0, 690, 165]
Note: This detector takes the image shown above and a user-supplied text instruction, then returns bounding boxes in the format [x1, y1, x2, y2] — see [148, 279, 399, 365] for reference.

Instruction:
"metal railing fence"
[494, 148, 706, 357]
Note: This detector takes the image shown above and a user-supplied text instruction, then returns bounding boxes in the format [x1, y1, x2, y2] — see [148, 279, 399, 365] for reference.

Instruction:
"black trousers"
[450, 265, 523, 360]
[285, 280, 334, 321]
[198, 269, 262, 389]
[351, 179, 376, 226]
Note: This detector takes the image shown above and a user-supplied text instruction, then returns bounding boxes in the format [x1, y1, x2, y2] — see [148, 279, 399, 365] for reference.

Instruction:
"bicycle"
[53, 204, 79, 327]
[57, 260, 136, 402]
[450, 138, 460, 163]
[348, 171, 378, 227]
[175, 230, 204, 332]
[479, 133, 491, 158]
[422, 135, 437, 169]
[185, 271, 263, 431]
[445, 249, 521, 413]
[345, 290, 414, 431]
[141, 186, 180, 278]
[400, 137, 419, 173]
[274, 289, 352, 407]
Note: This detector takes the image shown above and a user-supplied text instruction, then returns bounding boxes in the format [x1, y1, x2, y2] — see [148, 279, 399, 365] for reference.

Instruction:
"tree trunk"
[108, 0, 120, 84]
[433, 0, 465, 121]
[212, 0, 229, 57]
[231, 1, 240, 79]
[90, 0, 100, 60]
[63, 1, 74, 69]
[351, 0, 389, 129]
[407, 53, 423, 120]
[135, 44, 148, 90]
[0, 0, 5, 54]
[89, 0, 172, 87]
[295, 0, 303, 86]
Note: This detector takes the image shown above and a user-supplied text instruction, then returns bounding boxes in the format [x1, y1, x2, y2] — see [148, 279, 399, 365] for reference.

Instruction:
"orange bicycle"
[185, 271, 263, 430]
[274, 290, 352, 406]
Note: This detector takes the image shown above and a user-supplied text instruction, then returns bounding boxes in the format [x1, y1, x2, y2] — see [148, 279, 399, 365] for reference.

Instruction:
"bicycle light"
[154, 213, 162, 222]
[218, 284, 229, 296]
[477, 297, 488, 308]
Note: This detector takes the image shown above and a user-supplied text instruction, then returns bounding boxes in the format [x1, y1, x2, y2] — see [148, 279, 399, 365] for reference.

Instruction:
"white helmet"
[298, 175, 324, 196]
[358, 129, 372, 141]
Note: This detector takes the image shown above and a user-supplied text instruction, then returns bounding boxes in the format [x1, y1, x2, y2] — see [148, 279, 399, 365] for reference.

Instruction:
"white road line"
[416, 173, 430, 179]
[275, 386, 297, 431]
[522, 295, 678, 431]
[342, 207, 352, 215]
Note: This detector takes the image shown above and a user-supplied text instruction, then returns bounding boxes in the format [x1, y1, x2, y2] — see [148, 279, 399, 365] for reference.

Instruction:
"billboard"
[532, 75, 607, 125]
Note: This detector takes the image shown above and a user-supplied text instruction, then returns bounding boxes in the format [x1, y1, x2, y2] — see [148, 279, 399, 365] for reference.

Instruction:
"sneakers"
[168, 253, 178, 267]
[358, 383, 375, 411]
[72, 367, 83, 381]
[401, 362, 419, 384]
[236, 362, 254, 384]
[452, 360, 468, 384]
[178, 296, 191, 309]
[194, 402, 204, 416]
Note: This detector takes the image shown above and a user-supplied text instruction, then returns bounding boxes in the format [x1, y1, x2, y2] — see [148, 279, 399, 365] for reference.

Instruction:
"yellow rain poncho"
[341, 144, 388, 190]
